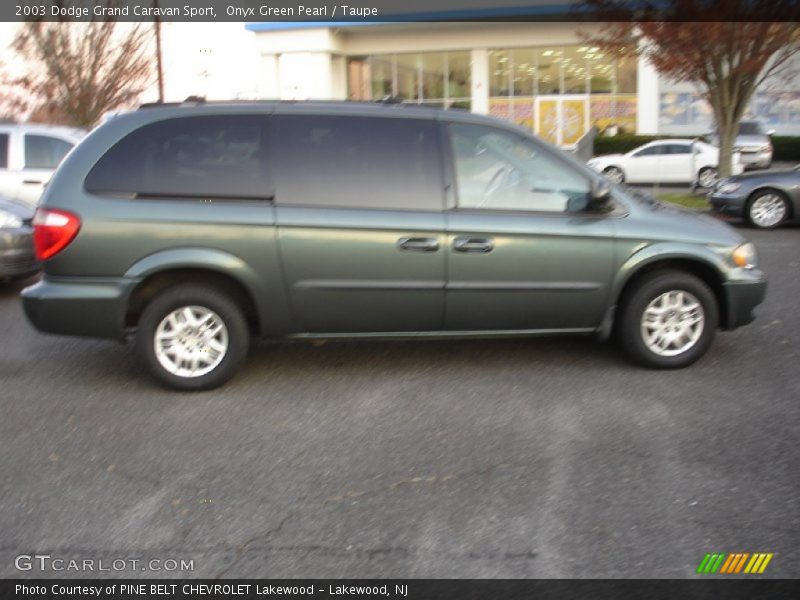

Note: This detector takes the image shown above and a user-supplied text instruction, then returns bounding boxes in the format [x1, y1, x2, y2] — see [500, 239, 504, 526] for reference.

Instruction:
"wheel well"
[615, 259, 729, 330]
[125, 268, 259, 333]
[746, 187, 793, 219]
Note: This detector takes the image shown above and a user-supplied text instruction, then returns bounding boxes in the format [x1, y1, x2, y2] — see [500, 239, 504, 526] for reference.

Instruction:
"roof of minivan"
[131, 100, 505, 126]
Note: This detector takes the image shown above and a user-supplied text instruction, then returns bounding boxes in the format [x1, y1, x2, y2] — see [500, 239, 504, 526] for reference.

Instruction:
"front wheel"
[747, 190, 789, 229]
[135, 284, 250, 390]
[697, 166, 718, 188]
[618, 271, 718, 368]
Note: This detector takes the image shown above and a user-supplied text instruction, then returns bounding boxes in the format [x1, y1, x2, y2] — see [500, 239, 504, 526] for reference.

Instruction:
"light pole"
[153, 0, 164, 102]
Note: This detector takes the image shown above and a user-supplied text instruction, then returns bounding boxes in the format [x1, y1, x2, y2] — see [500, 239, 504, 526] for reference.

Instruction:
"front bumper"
[0, 227, 40, 279]
[22, 276, 136, 339]
[709, 192, 749, 218]
[723, 269, 767, 330]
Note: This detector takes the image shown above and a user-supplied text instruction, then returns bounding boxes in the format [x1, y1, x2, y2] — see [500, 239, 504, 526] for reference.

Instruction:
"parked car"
[710, 165, 800, 229]
[22, 102, 766, 389]
[587, 139, 742, 188]
[0, 195, 38, 281]
[0, 123, 86, 209]
[706, 120, 774, 170]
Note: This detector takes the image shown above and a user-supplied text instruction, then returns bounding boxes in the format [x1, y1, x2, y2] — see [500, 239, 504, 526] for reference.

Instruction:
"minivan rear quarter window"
[85, 115, 270, 199]
[271, 115, 443, 211]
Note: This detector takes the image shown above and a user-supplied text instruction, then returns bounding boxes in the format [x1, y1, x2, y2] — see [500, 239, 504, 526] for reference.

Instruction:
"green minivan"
[22, 101, 766, 389]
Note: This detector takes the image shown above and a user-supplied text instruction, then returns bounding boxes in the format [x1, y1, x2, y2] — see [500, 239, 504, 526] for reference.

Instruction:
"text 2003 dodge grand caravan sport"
[22, 101, 766, 390]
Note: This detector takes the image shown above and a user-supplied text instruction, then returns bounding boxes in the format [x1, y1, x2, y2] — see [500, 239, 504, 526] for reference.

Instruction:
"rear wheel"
[697, 166, 717, 188]
[135, 284, 249, 390]
[603, 166, 625, 184]
[618, 271, 718, 368]
[747, 190, 789, 229]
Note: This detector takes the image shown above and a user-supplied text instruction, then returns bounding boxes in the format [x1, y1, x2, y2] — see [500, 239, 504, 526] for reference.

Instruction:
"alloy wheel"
[749, 193, 787, 228]
[154, 305, 229, 378]
[640, 290, 705, 357]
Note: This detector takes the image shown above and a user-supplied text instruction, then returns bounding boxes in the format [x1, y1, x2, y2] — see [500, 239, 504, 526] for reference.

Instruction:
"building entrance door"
[535, 96, 590, 147]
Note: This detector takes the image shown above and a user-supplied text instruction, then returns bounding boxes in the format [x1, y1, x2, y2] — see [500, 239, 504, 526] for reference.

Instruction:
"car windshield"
[738, 122, 764, 135]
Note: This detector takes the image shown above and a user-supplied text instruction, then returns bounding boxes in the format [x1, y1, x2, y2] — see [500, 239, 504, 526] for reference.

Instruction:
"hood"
[0, 196, 35, 221]
[625, 193, 743, 246]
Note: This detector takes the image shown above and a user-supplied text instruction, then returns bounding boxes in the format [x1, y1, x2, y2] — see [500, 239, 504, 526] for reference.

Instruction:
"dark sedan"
[710, 165, 800, 229]
[0, 196, 39, 281]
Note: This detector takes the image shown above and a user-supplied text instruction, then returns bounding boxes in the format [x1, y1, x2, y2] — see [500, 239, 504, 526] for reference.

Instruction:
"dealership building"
[245, 21, 800, 145]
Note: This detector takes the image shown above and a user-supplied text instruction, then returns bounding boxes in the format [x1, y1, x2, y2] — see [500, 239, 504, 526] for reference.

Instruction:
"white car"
[587, 139, 743, 188]
[0, 123, 86, 208]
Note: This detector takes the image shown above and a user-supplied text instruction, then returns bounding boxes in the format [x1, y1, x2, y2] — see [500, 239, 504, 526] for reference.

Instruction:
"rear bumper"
[723, 271, 767, 330]
[739, 150, 772, 169]
[22, 276, 135, 339]
[0, 227, 40, 279]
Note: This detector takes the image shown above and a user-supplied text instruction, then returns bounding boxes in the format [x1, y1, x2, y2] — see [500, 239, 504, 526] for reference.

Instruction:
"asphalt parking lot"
[1, 222, 798, 579]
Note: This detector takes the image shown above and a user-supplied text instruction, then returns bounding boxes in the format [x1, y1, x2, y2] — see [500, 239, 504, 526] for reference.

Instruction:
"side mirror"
[590, 178, 612, 209]
[766, 129, 776, 137]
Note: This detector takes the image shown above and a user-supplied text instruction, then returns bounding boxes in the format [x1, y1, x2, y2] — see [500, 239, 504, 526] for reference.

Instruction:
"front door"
[445, 122, 616, 332]
[272, 113, 446, 333]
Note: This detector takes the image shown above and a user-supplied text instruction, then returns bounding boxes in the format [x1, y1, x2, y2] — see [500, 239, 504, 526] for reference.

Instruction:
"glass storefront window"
[448, 52, 471, 102]
[616, 52, 637, 94]
[421, 53, 445, 100]
[370, 55, 393, 100]
[585, 46, 613, 94]
[490, 50, 512, 97]
[536, 48, 560, 95]
[396, 53, 421, 101]
[562, 46, 587, 94]
[512, 48, 536, 97]
[346, 51, 471, 110]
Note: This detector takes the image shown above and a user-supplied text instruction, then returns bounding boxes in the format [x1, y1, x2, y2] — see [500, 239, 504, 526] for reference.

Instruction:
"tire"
[746, 189, 790, 229]
[135, 284, 249, 390]
[617, 270, 718, 369]
[697, 166, 717, 188]
[603, 166, 625, 185]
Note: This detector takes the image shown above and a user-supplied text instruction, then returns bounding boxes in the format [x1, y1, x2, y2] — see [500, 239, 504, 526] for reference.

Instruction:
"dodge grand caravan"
[22, 101, 767, 390]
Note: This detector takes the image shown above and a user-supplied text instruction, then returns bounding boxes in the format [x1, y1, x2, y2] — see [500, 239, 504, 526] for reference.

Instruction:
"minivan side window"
[271, 115, 443, 211]
[85, 116, 270, 199]
[25, 135, 73, 169]
[0, 134, 8, 168]
[450, 123, 590, 213]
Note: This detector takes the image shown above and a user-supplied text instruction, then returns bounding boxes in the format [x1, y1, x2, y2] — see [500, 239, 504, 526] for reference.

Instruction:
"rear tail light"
[33, 208, 81, 260]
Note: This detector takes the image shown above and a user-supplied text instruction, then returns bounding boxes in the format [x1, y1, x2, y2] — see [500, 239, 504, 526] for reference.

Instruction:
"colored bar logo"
[696, 552, 773, 574]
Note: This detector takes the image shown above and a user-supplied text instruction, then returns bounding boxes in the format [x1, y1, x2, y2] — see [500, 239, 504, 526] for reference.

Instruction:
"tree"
[580, 1, 800, 177]
[12, 11, 152, 127]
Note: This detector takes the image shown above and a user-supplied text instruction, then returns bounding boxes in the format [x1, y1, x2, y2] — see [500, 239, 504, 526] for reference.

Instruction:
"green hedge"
[771, 137, 800, 162]
[594, 134, 800, 162]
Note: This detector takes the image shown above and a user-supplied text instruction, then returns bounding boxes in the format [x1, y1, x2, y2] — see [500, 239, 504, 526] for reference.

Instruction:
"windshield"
[738, 122, 764, 135]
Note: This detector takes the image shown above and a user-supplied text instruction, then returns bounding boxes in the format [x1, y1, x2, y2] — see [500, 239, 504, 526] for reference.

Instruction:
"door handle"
[397, 237, 440, 252]
[453, 237, 494, 253]
[23, 180, 43, 185]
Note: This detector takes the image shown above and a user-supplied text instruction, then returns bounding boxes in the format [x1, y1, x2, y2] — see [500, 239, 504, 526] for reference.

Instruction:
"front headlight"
[716, 181, 741, 194]
[0, 210, 23, 229]
[732, 242, 757, 269]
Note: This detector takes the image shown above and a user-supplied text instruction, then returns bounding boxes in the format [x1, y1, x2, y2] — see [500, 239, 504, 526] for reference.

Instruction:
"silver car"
[707, 121, 774, 170]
